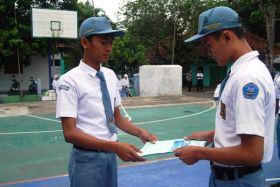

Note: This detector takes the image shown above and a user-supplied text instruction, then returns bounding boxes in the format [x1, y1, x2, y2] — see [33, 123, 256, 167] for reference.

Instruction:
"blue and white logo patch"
[242, 83, 259, 99]
[58, 85, 70, 91]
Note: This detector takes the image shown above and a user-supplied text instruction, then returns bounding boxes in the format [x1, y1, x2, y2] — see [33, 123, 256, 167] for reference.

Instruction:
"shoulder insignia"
[58, 85, 70, 91]
[242, 83, 259, 99]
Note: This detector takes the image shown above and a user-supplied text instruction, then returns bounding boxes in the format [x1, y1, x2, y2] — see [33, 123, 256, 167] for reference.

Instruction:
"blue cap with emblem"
[185, 6, 241, 43]
[79, 17, 125, 38]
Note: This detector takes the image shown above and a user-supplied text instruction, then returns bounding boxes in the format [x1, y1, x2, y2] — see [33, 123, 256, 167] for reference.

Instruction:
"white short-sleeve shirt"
[214, 51, 275, 165]
[56, 61, 121, 141]
[196, 73, 203, 80]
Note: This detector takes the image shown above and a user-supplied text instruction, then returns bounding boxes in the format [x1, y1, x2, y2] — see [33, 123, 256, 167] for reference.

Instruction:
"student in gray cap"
[56, 17, 157, 187]
[174, 6, 275, 187]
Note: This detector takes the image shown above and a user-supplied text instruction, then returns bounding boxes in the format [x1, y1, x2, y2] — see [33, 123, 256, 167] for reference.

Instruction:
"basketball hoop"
[32, 8, 77, 38]
[51, 30, 60, 38]
[50, 21, 60, 38]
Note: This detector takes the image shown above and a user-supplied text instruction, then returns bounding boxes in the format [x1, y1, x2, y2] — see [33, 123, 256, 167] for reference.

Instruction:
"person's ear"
[222, 31, 232, 43]
[224, 35, 230, 41]
[80, 37, 89, 49]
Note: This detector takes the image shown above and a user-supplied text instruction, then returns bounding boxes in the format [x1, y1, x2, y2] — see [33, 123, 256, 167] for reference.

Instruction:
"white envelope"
[139, 139, 206, 156]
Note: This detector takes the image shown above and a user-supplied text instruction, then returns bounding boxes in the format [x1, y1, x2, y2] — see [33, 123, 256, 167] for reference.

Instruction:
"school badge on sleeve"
[58, 85, 70, 91]
[243, 83, 259, 99]
[220, 101, 226, 120]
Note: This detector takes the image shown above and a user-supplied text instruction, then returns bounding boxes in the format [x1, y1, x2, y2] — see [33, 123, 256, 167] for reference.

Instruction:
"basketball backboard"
[32, 8, 77, 39]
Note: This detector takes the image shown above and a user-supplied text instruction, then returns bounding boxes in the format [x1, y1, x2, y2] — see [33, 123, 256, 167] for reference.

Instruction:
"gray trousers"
[209, 168, 265, 187]
[68, 147, 118, 187]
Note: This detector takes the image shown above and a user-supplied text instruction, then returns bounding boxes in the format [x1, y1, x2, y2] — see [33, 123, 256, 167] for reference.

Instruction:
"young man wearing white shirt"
[275, 75, 280, 158]
[121, 74, 131, 97]
[56, 17, 157, 187]
[52, 75, 59, 90]
[196, 69, 203, 92]
[174, 6, 275, 187]
[272, 74, 280, 187]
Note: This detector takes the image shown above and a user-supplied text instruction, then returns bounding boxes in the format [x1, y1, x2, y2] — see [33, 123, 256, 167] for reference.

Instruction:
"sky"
[79, 0, 128, 22]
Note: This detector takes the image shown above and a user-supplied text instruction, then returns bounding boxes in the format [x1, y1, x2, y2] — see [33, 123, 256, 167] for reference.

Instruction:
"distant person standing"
[117, 75, 123, 96]
[186, 70, 192, 92]
[121, 74, 131, 97]
[52, 75, 59, 90]
[196, 69, 203, 92]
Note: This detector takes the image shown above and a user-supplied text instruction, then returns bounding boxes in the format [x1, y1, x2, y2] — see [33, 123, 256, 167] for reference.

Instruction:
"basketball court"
[0, 99, 279, 187]
[1, 2, 278, 187]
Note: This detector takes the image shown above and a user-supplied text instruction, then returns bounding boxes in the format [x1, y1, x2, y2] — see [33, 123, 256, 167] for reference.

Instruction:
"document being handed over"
[139, 139, 207, 156]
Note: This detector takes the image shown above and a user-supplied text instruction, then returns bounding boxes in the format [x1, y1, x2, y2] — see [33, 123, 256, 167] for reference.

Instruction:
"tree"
[120, 0, 229, 65]
[256, 0, 279, 68]
[229, 0, 266, 38]
[0, 0, 68, 68]
[230, 0, 280, 68]
[110, 33, 149, 75]
[0, 0, 112, 71]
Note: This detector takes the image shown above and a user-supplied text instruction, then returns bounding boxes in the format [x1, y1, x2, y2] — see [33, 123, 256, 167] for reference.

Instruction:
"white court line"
[0, 100, 215, 135]
[0, 114, 126, 135]
[0, 130, 63, 135]
[266, 178, 280, 182]
[135, 100, 216, 125]
[123, 100, 215, 109]
[24, 114, 61, 123]
[0, 115, 62, 135]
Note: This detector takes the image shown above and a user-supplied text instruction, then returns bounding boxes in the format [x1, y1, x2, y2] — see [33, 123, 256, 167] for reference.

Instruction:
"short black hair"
[80, 34, 95, 51]
[210, 27, 245, 40]
[85, 34, 95, 41]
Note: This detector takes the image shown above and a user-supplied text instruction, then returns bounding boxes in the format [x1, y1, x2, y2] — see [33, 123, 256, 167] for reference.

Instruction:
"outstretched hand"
[174, 146, 200, 165]
[114, 142, 146, 162]
[184, 130, 214, 143]
[138, 129, 157, 144]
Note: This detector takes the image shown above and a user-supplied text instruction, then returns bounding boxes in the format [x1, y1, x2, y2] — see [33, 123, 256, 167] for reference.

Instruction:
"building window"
[54, 59, 60, 66]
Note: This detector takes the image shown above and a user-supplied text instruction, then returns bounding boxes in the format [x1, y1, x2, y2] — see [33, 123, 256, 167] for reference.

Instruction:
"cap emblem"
[205, 22, 221, 31]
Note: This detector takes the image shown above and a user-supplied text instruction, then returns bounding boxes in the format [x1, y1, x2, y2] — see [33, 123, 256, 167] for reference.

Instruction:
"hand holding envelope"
[139, 139, 206, 156]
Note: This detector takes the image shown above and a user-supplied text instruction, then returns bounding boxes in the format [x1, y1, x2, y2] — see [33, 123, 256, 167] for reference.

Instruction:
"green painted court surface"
[0, 101, 216, 184]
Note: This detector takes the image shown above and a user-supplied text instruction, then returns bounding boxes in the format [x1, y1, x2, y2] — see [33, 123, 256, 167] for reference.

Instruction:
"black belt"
[73, 145, 112, 153]
[211, 162, 262, 180]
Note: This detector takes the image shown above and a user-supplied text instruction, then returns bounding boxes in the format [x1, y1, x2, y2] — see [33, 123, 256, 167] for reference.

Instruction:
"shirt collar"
[230, 51, 259, 76]
[78, 60, 103, 77]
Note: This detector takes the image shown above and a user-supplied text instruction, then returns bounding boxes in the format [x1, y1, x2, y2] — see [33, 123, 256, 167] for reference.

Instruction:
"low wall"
[139, 65, 182, 96]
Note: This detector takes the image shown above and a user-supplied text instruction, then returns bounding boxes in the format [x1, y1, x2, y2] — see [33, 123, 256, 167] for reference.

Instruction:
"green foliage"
[230, 0, 266, 38]
[120, 0, 229, 65]
[120, 0, 280, 67]
[1, 0, 279, 74]
[0, 0, 110, 71]
[0, 0, 56, 66]
[108, 33, 149, 75]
